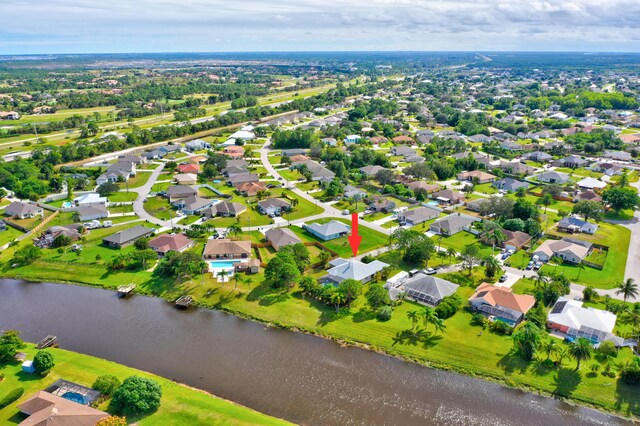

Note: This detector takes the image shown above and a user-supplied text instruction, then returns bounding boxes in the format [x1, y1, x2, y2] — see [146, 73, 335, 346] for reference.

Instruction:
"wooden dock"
[175, 295, 193, 309]
[117, 284, 136, 298]
[36, 335, 57, 349]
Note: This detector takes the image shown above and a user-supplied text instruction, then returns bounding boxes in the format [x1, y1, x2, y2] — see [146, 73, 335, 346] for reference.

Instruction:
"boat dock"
[175, 295, 193, 309]
[117, 284, 136, 298]
[36, 335, 57, 349]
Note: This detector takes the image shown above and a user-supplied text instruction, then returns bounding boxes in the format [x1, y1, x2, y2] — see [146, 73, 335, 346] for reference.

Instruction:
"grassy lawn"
[117, 172, 152, 189]
[151, 181, 172, 193]
[555, 167, 604, 179]
[9, 210, 54, 231]
[436, 231, 493, 258]
[108, 191, 138, 202]
[205, 202, 272, 228]
[109, 204, 134, 214]
[474, 183, 499, 194]
[282, 192, 323, 220]
[537, 223, 630, 288]
[289, 218, 388, 257]
[144, 196, 178, 220]
[277, 169, 301, 182]
[0, 346, 289, 426]
[0, 227, 25, 246]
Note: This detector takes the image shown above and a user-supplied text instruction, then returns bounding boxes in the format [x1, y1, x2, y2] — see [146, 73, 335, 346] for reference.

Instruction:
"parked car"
[424, 268, 436, 275]
[499, 275, 508, 283]
[341, 209, 350, 215]
[533, 261, 543, 270]
[526, 261, 534, 270]
[501, 253, 509, 260]
[102, 220, 112, 228]
[363, 209, 372, 214]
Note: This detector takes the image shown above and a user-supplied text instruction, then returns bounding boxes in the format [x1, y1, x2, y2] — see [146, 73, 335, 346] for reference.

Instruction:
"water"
[0, 279, 632, 425]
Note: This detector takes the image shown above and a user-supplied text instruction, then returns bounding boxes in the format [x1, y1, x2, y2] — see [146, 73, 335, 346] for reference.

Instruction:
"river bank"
[1, 272, 638, 422]
[0, 344, 290, 425]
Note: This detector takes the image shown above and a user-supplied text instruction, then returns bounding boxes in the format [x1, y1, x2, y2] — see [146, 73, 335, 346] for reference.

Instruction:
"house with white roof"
[321, 258, 389, 285]
[577, 177, 606, 190]
[73, 193, 107, 207]
[304, 220, 350, 241]
[548, 297, 618, 344]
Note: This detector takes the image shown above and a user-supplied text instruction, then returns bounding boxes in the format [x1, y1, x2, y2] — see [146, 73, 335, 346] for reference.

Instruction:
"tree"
[92, 375, 121, 396]
[318, 250, 331, 268]
[511, 321, 542, 361]
[422, 307, 446, 334]
[33, 350, 55, 374]
[483, 256, 501, 278]
[338, 279, 362, 306]
[97, 182, 120, 197]
[403, 236, 436, 266]
[502, 218, 525, 232]
[515, 186, 527, 198]
[12, 245, 42, 265]
[536, 193, 554, 213]
[375, 169, 396, 186]
[459, 244, 480, 275]
[0, 330, 26, 363]
[407, 310, 420, 330]
[52, 234, 71, 248]
[279, 243, 310, 272]
[602, 186, 640, 213]
[0, 188, 7, 201]
[480, 227, 506, 254]
[572, 200, 604, 222]
[570, 337, 592, 370]
[227, 223, 242, 237]
[541, 339, 557, 361]
[133, 249, 157, 270]
[615, 278, 639, 303]
[134, 237, 150, 250]
[513, 198, 539, 221]
[446, 247, 457, 264]
[111, 376, 162, 415]
[541, 183, 563, 198]
[265, 252, 301, 289]
[618, 169, 630, 187]
[155, 251, 206, 282]
[366, 283, 390, 309]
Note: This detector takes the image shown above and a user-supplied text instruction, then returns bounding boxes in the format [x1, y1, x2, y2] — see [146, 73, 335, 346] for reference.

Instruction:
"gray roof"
[265, 227, 302, 248]
[209, 201, 246, 215]
[228, 173, 260, 184]
[325, 258, 389, 283]
[5, 201, 42, 216]
[258, 198, 291, 209]
[402, 274, 459, 304]
[492, 178, 529, 191]
[399, 206, 440, 222]
[166, 185, 198, 197]
[77, 204, 108, 219]
[432, 213, 478, 232]
[180, 196, 212, 211]
[103, 225, 153, 245]
[306, 220, 350, 236]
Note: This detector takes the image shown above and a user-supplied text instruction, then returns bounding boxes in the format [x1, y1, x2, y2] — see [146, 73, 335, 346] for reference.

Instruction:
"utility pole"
[32, 123, 39, 144]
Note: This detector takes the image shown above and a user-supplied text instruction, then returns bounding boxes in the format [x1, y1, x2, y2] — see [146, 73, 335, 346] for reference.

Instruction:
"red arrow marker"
[348, 212, 362, 257]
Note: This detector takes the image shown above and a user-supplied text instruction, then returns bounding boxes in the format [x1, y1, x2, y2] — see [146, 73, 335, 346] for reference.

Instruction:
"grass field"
[0, 346, 289, 425]
[117, 172, 152, 189]
[144, 196, 178, 220]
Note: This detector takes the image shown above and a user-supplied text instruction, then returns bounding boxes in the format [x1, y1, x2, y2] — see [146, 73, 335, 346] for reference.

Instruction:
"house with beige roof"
[532, 237, 592, 264]
[456, 170, 497, 184]
[203, 239, 251, 259]
[469, 283, 536, 326]
[148, 233, 195, 256]
[17, 391, 108, 426]
[265, 227, 302, 251]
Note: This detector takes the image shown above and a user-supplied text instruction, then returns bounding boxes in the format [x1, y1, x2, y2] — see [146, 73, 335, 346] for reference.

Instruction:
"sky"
[2, 0, 640, 54]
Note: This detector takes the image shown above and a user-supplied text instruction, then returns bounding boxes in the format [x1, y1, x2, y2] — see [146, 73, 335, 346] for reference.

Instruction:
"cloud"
[2, 0, 640, 53]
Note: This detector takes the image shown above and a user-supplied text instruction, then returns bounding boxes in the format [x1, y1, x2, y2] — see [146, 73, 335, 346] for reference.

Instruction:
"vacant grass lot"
[117, 171, 152, 189]
[108, 191, 138, 202]
[0, 226, 24, 246]
[144, 196, 178, 220]
[0, 346, 289, 426]
[436, 231, 493, 258]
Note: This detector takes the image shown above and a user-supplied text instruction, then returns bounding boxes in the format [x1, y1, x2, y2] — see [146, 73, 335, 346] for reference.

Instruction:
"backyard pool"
[62, 391, 85, 404]
[61, 201, 72, 208]
[426, 201, 439, 206]
[208, 261, 238, 269]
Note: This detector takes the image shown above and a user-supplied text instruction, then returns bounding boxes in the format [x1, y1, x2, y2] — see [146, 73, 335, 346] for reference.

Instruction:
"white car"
[342, 210, 350, 215]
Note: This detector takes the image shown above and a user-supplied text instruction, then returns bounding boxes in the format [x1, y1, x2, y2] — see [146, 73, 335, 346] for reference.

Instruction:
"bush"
[92, 375, 121, 396]
[596, 341, 617, 360]
[96, 416, 127, 426]
[111, 376, 162, 415]
[435, 295, 461, 319]
[583, 286, 598, 302]
[470, 313, 488, 328]
[33, 350, 55, 374]
[376, 306, 392, 321]
[489, 319, 513, 335]
[620, 362, 640, 385]
[0, 387, 24, 409]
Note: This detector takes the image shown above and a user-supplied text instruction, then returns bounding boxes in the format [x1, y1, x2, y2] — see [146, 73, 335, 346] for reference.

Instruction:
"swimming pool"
[208, 261, 237, 269]
[62, 391, 85, 404]
[61, 201, 72, 208]
[427, 201, 439, 206]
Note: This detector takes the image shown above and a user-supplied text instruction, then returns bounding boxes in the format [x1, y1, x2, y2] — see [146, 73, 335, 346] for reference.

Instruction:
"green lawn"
[282, 192, 323, 220]
[0, 227, 25, 246]
[144, 196, 178, 220]
[108, 191, 138, 202]
[436, 231, 493, 258]
[539, 223, 630, 288]
[117, 172, 152, 189]
[474, 183, 499, 195]
[151, 181, 172, 193]
[554, 167, 604, 179]
[0, 346, 289, 426]
[289, 218, 388, 257]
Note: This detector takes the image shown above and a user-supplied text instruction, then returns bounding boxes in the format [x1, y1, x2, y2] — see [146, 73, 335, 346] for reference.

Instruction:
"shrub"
[435, 295, 461, 319]
[96, 416, 127, 426]
[620, 362, 640, 385]
[596, 341, 617, 360]
[111, 376, 162, 415]
[0, 387, 24, 409]
[376, 306, 392, 321]
[33, 350, 55, 374]
[470, 313, 488, 328]
[583, 286, 598, 302]
[489, 319, 513, 335]
[92, 375, 121, 396]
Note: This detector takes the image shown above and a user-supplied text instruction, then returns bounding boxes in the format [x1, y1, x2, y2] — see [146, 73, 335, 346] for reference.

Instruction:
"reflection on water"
[0, 279, 631, 425]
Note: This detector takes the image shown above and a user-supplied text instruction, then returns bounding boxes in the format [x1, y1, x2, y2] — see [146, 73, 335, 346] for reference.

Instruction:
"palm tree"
[228, 224, 242, 238]
[422, 307, 440, 333]
[555, 347, 570, 366]
[570, 337, 593, 371]
[217, 270, 228, 285]
[407, 310, 420, 330]
[432, 317, 446, 334]
[541, 339, 557, 361]
[483, 256, 501, 278]
[233, 273, 245, 291]
[615, 278, 639, 303]
[446, 247, 457, 265]
[9, 239, 18, 254]
[481, 227, 506, 254]
[624, 303, 640, 328]
[290, 198, 299, 211]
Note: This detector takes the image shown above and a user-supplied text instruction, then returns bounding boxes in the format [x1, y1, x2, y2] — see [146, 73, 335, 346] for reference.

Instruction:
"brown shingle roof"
[18, 391, 108, 426]
[203, 239, 251, 257]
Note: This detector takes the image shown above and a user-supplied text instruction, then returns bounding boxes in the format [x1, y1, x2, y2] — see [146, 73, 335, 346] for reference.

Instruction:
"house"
[189, 155, 207, 164]
[118, 154, 145, 165]
[34, 224, 84, 248]
[204, 201, 247, 218]
[229, 130, 255, 140]
[391, 146, 415, 156]
[468, 134, 492, 143]
[503, 230, 532, 251]
[173, 195, 215, 214]
[500, 140, 523, 151]
[291, 160, 335, 181]
[185, 139, 211, 151]
[407, 181, 440, 193]
[289, 154, 310, 163]
[17, 391, 108, 426]
[548, 297, 618, 344]
[397, 206, 440, 225]
[258, 198, 291, 216]
[344, 134, 361, 145]
[0, 111, 20, 120]
[203, 238, 251, 259]
[143, 149, 163, 160]
[392, 135, 415, 145]
[234, 181, 267, 196]
[532, 237, 593, 263]
[359, 165, 386, 177]
[74, 193, 108, 208]
[573, 190, 602, 203]
[604, 150, 632, 161]
[343, 185, 367, 200]
[557, 216, 599, 235]
[492, 178, 529, 192]
[321, 258, 389, 285]
[369, 198, 396, 213]
[395, 273, 459, 306]
[369, 136, 387, 145]
[177, 163, 200, 174]
[166, 185, 198, 202]
[456, 170, 497, 184]
[0, 220, 6, 231]
[497, 161, 536, 176]
[5, 201, 43, 219]
[537, 171, 570, 184]
[148, 233, 195, 256]
[593, 162, 623, 176]
[577, 177, 606, 190]
[222, 165, 249, 178]
[469, 283, 536, 326]
[431, 189, 464, 205]
[465, 198, 488, 213]
[555, 155, 589, 168]
[304, 220, 350, 241]
[322, 137, 338, 146]
[159, 144, 182, 155]
[103, 225, 154, 249]
[522, 151, 553, 163]
[96, 160, 137, 185]
[224, 146, 245, 158]
[77, 204, 108, 221]
[429, 213, 480, 236]
[265, 227, 302, 251]
[174, 173, 199, 185]
[228, 173, 260, 186]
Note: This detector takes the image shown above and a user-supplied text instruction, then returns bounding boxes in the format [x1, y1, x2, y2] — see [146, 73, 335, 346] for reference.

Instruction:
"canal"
[0, 279, 631, 425]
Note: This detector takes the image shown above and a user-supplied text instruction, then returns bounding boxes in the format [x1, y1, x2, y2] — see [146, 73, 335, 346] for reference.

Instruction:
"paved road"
[130, 162, 181, 229]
